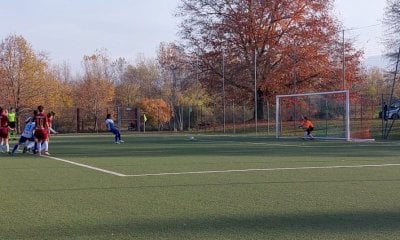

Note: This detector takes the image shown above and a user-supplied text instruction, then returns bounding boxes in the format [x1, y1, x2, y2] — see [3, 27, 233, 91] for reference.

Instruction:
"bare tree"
[383, 0, 400, 57]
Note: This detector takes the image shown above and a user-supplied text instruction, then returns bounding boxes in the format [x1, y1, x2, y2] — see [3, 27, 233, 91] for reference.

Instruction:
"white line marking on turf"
[43, 155, 400, 178]
[44, 156, 127, 177]
[123, 164, 400, 177]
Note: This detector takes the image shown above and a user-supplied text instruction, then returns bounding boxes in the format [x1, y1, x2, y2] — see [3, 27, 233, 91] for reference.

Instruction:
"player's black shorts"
[9, 122, 16, 129]
[18, 136, 34, 144]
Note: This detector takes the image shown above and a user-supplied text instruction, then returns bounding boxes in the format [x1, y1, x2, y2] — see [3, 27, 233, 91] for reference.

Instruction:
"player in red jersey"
[33, 105, 49, 156]
[43, 111, 57, 155]
[0, 107, 10, 153]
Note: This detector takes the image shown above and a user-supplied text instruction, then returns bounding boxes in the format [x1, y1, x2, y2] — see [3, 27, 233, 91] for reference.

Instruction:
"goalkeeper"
[299, 116, 314, 139]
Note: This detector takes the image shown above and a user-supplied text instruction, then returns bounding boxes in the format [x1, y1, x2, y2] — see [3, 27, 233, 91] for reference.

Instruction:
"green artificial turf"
[1, 133, 400, 239]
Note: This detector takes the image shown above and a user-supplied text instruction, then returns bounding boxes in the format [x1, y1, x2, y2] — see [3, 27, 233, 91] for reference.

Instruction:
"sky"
[0, 0, 387, 72]
[334, 0, 386, 57]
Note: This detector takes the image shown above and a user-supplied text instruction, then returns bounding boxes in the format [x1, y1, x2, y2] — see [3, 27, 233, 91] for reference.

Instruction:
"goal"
[276, 90, 350, 141]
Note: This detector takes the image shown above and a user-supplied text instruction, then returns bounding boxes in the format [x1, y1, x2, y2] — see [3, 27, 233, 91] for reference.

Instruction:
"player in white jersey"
[11, 112, 37, 155]
[105, 113, 124, 144]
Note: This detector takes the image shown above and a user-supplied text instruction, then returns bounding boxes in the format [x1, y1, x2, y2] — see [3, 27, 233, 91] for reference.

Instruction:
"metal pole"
[233, 102, 236, 134]
[381, 94, 385, 139]
[342, 29, 346, 90]
[243, 103, 246, 134]
[275, 96, 279, 138]
[171, 68, 177, 131]
[384, 46, 400, 139]
[267, 100, 270, 135]
[325, 97, 328, 137]
[222, 48, 226, 133]
[345, 90, 350, 141]
[254, 48, 257, 134]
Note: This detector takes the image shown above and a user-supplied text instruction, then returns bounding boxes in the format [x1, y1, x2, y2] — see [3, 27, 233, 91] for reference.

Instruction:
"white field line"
[124, 164, 400, 177]
[43, 155, 400, 177]
[44, 156, 126, 177]
[215, 140, 377, 148]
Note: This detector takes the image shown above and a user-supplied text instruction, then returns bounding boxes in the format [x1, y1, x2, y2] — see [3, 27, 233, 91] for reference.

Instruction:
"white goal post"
[275, 90, 350, 141]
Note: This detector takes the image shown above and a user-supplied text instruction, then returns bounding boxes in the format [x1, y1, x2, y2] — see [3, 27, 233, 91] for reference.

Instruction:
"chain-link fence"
[15, 94, 400, 140]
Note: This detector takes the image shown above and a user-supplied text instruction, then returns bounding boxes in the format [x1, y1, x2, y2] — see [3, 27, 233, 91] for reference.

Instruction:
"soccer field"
[1, 134, 400, 239]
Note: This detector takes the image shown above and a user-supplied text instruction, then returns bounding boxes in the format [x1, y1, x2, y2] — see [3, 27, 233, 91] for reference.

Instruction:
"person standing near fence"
[0, 107, 10, 153]
[8, 108, 16, 140]
[105, 113, 124, 144]
[383, 102, 388, 121]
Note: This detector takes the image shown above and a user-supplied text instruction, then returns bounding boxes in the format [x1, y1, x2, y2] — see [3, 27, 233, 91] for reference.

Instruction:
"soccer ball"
[189, 136, 195, 141]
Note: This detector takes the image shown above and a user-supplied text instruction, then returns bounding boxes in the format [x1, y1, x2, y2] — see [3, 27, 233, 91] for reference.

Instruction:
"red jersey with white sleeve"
[0, 113, 9, 138]
[34, 112, 49, 140]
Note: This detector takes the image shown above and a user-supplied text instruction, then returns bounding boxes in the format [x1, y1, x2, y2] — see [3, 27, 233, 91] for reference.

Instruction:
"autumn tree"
[74, 50, 115, 131]
[0, 35, 50, 109]
[0, 35, 71, 131]
[50, 62, 74, 109]
[137, 98, 171, 129]
[158, 42, 218, 129]
[157, 42, 189, 130]
[114, 56, 162, 107]
[177, 0, 363, 106]
[45, 62, 75, 131]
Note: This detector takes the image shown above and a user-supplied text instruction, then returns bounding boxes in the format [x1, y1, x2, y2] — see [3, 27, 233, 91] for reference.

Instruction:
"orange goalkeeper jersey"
[301, 119, 314, 129]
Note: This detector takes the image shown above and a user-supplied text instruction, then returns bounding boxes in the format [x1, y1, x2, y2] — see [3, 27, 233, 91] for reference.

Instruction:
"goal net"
[276, 90, 350, 141]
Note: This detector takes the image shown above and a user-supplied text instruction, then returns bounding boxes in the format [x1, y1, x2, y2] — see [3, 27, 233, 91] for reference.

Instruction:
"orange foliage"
[137, 99, 171, 125]
[178, 0, 364, 103]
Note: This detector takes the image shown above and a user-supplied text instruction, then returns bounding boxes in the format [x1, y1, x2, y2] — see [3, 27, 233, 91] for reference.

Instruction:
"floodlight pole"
[342, 29, 346, 90]
[275, 95, 279, 138]
[345, 90, 350, 141]
[254, 48, 258, 134]
[222, 48, 226, 133]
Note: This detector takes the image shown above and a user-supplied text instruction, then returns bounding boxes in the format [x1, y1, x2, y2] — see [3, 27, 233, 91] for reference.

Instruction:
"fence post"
[76, 108, 80, 133]
[117, 106, 121, 127]
[267, 101, 270, 135]
[233, 102, 236, 134]
[243, 103, 246, 134]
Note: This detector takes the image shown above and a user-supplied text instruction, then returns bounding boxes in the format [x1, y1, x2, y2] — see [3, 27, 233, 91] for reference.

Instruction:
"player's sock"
[6, 144, 10, 153]
[27, 141, 35, 150]
[37, 142, 42, 155]
[12, 144, 18, 154]
[43, 141, 49, 152]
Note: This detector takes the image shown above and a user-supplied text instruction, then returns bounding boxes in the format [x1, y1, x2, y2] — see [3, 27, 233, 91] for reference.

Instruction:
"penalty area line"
[43, 155, 400, 178]
[44, 155, 127, 177]
[123, 163, 400, 177]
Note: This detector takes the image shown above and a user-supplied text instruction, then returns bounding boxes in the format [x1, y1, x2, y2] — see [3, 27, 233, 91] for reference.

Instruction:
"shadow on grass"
[28, 178, 400, 192]
[5, 211, 400, 239]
